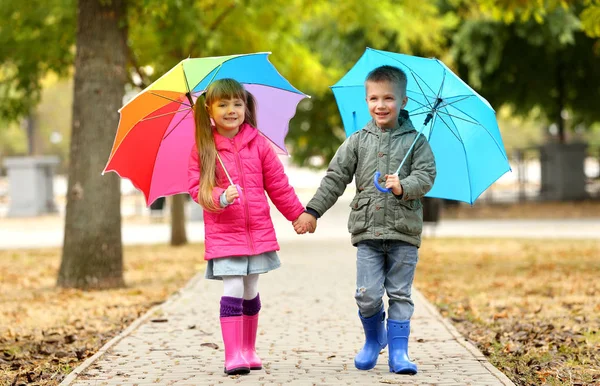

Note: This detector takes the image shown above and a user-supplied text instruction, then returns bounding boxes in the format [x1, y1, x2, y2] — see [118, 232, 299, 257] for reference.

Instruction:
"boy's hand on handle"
[293, 213, 317, 234]
[225, 185, 240, 203]
[385, 174, 403, 196]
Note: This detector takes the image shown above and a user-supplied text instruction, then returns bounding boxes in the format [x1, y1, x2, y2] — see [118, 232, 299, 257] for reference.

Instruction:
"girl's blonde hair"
[193, 78, 257, 212]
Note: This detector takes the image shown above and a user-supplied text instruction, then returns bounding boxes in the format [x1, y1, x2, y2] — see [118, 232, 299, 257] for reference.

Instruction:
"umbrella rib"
[435, 112, 473, 203]
[435, 109, 480, 126]
[446, 103, 510, 165]
[188, 64, 223, 94]
[409, 73, 435, 111]
[442, 101, 485, 128]
[405, 95, 432, 111]
[435, 112, 464, 145]
[183, 67, 192, 95]
[440, 95, 474, 109]
[148, 91, 191, 108]
[182, 67, 195, 106]
[435, 67, 447, 102]
[163, 108, 194, 140]
[427, 112, 438, 141]
[140, 108, 193, 122]
[409, 70, 440, 99]
[409, 110, 432, 117]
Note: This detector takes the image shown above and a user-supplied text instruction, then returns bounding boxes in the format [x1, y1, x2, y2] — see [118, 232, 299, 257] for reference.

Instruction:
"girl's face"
[365, 80, 407, 129]
[208, 97, 246, 137]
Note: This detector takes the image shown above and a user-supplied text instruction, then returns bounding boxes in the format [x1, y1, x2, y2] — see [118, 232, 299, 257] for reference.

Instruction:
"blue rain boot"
[354, 307, 387, 370]
[387, 319, 417, 374]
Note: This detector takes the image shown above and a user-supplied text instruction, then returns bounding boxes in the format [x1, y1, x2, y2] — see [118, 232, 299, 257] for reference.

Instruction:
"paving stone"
[62, 239, 514, 386]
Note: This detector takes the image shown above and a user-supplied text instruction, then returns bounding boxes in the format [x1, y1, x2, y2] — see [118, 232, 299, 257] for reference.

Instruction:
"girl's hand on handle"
[225, 185, 240, 204]
[384, 174, 403, 196]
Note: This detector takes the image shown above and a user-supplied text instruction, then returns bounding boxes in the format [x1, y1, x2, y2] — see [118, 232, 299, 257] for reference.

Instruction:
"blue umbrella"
[331, 48, 511, 204]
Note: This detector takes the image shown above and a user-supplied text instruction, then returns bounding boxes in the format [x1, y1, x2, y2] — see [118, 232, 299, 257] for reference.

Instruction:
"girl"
[187, 78, 305, 375]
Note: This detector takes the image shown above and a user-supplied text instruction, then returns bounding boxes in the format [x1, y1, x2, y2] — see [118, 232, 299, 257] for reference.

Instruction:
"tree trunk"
[170, 194, 188, 246]
[58, 0, 127, 289]
[556, 61, 566, 144]
[25, 112, 38, 155]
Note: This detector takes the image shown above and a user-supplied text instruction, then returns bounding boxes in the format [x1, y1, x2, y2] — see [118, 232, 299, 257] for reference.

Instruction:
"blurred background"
[1, 2, 600, 385]
[1, 0, 599, 218]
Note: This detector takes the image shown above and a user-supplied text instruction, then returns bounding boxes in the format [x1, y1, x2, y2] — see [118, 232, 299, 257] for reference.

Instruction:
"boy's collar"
[367, 109, 413, 134]
[398, 109, 410, 126]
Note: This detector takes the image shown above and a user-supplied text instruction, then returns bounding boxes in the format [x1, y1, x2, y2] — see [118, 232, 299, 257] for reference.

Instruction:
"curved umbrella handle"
[374, 171, 392, 193]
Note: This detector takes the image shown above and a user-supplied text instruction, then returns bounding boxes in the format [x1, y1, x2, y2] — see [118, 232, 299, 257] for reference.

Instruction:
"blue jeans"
[355, 240, 418, 321]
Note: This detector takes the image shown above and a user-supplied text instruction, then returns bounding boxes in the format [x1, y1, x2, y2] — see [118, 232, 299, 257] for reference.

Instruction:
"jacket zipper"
[382, 130, 392, 231]
[232, 138, 255, 254]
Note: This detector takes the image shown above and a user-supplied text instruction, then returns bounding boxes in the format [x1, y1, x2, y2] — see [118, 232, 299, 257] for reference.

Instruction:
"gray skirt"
[205, 251, 280, 280]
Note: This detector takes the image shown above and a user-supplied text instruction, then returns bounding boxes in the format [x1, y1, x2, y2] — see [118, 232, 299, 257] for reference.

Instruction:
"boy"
[295, 65, 436, 374]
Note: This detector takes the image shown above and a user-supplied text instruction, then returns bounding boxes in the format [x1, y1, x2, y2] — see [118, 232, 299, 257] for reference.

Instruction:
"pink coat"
[188, 123, 305, 260]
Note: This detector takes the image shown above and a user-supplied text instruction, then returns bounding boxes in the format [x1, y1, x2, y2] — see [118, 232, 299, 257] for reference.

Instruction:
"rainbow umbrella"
[103, 52, 308, 206]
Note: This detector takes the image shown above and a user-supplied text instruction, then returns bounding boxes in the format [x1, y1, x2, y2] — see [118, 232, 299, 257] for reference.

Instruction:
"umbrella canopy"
[332, 48, 511, 204]
[103, 52, 308, 206]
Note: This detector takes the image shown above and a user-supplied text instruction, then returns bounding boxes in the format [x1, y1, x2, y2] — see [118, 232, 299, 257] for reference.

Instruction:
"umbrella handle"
[374, 171, 392, 193]
[235, 184, 244, 204]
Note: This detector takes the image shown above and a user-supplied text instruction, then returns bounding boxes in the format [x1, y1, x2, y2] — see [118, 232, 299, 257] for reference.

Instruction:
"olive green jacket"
[307, 111, 436, 247]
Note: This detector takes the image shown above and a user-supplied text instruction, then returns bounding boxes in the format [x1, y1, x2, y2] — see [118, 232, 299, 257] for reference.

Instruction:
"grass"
[416, 238, 600, 386]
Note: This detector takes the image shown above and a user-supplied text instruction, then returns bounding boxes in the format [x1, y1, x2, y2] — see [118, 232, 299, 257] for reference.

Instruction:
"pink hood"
[188, 123, 305, 260]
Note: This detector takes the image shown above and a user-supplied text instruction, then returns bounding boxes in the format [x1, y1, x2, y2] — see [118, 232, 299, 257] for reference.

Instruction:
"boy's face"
[365, 80, 408, 129]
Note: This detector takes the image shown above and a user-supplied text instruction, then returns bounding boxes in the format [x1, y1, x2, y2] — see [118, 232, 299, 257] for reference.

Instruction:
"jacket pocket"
[348, 196, 370, 235]
[393, 199, 422, 236]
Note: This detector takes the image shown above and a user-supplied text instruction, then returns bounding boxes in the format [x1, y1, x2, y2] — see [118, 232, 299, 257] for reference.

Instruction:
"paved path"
[61, 238, 514, 386]
[55, 197, 515, 386]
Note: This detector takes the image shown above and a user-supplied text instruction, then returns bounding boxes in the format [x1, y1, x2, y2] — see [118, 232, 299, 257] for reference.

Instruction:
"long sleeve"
[399, 134, 436, 201]
[187, 147, 201, 203]
[187, 147, 225, 207]
[306, 134, 359, 216]
[260, 140, 305, 222]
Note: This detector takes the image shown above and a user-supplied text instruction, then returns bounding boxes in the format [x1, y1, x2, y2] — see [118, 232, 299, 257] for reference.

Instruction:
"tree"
[4, 1, 455, 283]
[170, 195, 188, 246]
[57, 0, 128, 288]
[449, 1, 600, 143]
[0, 0, 74, 121]
[286, 0, 454, 166]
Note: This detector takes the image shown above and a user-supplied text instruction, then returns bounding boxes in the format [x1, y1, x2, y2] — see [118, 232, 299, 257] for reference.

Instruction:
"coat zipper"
[382, 130, 392, 231]
[232, 138, 255, 254]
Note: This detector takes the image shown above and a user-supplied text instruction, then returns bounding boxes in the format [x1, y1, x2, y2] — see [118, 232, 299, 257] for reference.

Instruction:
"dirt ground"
[0, 244, 204, 385]
[416, 238, 600, 386]
[441, 199, 600, 219]
[1, 208, 599, 385]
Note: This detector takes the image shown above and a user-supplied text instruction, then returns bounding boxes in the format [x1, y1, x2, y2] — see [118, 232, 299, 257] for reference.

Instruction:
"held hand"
[225, 185, 240, 203]
[293, 213, 317, 234]
[292, 218, 305, 234]
[384, 174, 403, 196]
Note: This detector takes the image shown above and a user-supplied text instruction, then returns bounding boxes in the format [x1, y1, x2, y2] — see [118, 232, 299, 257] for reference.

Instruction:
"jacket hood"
[214, 122, 258, 151]
[364, 109, 415, 136]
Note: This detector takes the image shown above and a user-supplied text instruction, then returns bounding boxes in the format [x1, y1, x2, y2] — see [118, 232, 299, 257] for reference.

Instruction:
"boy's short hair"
[365, 65, 408, 96]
